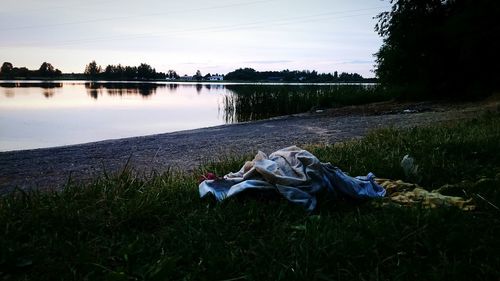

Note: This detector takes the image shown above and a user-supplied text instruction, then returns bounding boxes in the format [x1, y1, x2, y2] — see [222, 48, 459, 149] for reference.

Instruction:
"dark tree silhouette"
[1, 62, 63, 78]
[137, 63, 155, 80]
[124, 66, 137, 79]
[224, 68, 367, 82]
[17, 67, 31, 78]
[375, 0, 500, 99]
[104, 64, 126, 80]
[39, 62, 55, 74]
[38, 62, 62, 77]
[0, 62, 15, 79]
[1, 62, 14, 76]
[167, 69, 179, 79]
[85, 62, 167, 80]
[194, 70, 203, 81]
[225, 68, 258, 81]
[84, 61, 102, 79]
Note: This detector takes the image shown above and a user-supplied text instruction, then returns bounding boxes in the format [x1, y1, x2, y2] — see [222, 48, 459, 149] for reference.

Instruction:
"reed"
[223, 84, 392, 122]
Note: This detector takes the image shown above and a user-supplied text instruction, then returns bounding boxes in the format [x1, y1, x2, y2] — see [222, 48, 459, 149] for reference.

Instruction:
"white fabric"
[199, 146, 386, 211]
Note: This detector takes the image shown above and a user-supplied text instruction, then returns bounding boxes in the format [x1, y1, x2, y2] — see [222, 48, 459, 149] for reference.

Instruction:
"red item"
[199, 172, 218, 183]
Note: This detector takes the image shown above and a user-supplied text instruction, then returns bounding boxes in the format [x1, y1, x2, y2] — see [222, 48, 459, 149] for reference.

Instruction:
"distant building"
[181, 75, 194, 81]
[209, 75, 224, 81]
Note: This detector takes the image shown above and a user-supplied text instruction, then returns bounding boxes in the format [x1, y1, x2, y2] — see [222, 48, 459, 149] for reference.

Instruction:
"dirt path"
[0, 101, 495, 194]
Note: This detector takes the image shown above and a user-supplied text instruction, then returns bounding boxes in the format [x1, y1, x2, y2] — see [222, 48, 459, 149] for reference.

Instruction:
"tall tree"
[38, 62, 61, 77]
[84, 60, 101, 79]
[39, 62, 55, 74]
[194, 70, 203, 81]
[0, 62, 14, 78]
[137, 63, 155, 79]
[375, 0, 500, 99]
[167, 69, 179, 79]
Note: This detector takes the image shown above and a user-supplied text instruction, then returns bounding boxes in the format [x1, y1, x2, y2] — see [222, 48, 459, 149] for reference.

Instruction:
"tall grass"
[309, 112, 500, 188]
[223, 84, 392, 122]
[0, 114, 499, 280]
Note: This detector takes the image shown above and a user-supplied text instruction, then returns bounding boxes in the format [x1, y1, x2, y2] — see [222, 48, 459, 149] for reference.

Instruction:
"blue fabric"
[199, 146, 386, 211]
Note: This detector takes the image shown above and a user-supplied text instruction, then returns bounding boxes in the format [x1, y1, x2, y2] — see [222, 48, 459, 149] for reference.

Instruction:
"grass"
[1, 113, 499, 280]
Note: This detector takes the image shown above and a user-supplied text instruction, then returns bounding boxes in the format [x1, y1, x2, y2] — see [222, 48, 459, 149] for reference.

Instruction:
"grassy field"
[1, 113, 499, 280]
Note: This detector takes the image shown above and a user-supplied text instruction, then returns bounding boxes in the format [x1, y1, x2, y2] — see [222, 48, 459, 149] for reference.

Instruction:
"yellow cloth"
[375, 178, 475, 211]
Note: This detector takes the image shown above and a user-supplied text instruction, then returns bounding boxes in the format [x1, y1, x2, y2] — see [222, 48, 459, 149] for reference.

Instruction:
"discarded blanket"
[199, 146, 386, 211]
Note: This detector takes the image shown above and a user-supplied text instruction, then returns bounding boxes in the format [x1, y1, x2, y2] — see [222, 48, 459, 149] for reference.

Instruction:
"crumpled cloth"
[199, 146, 386, 211]
[375, 179, 476, 211]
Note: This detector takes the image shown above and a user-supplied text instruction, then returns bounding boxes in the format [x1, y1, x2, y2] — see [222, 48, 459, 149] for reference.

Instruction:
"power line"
[1, 6, 389, 48]
[0, 0, 277, 31]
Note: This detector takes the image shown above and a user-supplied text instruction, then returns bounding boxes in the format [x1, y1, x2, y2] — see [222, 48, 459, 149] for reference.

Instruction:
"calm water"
[0, 81, 378, 151]
[0, 81, 235, 151]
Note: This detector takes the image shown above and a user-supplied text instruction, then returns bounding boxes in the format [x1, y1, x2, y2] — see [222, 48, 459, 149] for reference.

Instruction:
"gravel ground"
[0, 101, 494, 194]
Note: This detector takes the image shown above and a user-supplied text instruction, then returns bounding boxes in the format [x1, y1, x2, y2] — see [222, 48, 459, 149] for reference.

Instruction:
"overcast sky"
[0, 0, 390, 77]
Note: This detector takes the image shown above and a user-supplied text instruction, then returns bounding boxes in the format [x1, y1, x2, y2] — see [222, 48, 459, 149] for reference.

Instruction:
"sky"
[0, 0, 390, 77]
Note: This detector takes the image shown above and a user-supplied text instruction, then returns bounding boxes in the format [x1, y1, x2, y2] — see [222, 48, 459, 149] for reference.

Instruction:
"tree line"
[84, 61, 179, 80]
[1, 59, 372, 83]
[0, 62, 62, 79]
[1, 61, 369, 83]
[224, 68, 371, 83]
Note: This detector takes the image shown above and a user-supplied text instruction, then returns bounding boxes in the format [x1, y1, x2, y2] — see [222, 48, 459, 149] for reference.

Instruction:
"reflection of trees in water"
[195, 84, 203, 93]
[85, 83, 104, 99]
[84, 82, 168, 99]
[204, 84, 225, 91]
[0, 82, 63, 98]
[222, 84, 379, 123]
[43, 88, 55, 98]
[0, 82, 63, 89]
[3, 88, 14, 97]
[167, 83, 178, 91]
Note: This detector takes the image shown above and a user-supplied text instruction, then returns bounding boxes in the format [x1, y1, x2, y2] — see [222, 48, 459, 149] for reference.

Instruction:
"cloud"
[243, 60, 293, 64]
[342, 60, 373, 65]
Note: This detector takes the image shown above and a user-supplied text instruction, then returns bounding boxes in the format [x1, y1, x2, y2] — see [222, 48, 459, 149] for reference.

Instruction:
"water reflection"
[0, 82, 379, 123]
[195, 84, 203, 93]
[203, 84, 225, 91]
[0, 81, 382, 151]
[0, 82, 225, 151]
[43, 88, 55, 98]
[0, 82, 63, 98]
[84, 82, 167, 99]
[0, 82, 63, 89]
[3, 88, 14, 98]
[167, 83, 178, 92]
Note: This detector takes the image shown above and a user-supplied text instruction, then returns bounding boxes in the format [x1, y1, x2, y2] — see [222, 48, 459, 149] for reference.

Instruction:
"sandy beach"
[0, 100, 495, 194]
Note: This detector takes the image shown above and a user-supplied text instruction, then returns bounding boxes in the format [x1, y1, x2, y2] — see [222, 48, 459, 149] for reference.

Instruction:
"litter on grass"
[199, 146, 385, 211]
[375, 179, 475, 210]
[199, 146, 475, 211]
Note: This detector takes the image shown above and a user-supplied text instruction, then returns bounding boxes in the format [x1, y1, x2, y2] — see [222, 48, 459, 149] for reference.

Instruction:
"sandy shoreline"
[0, 101, 495, 194]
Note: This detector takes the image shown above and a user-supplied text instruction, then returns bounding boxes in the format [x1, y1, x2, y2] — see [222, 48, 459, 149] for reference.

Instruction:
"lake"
[0, 81, 380, 151]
